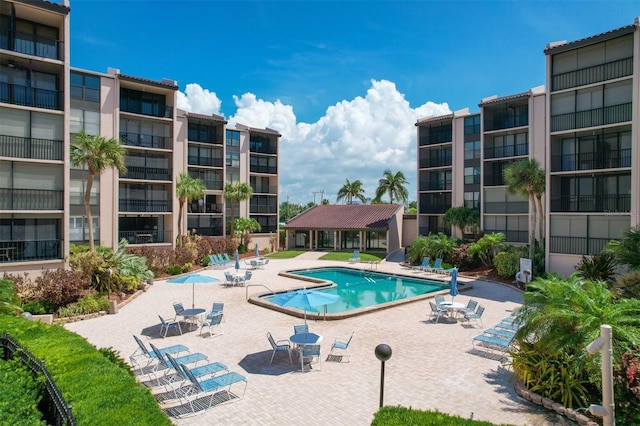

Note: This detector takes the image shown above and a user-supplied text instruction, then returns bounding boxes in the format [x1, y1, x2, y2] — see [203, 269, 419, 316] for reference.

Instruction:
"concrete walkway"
[65, 257, 574, 426]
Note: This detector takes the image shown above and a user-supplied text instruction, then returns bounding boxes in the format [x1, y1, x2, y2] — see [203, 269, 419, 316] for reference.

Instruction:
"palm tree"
[503, 159, 545, 261]
[70, 130, 126, 252]
[336, 179, 366, 204]
[175, 173, 206, 246]
[606, 224, 640, 271]
[443, 206, 480, 237]
[225, 181, 253, 238]
[375, 169, 409, 204]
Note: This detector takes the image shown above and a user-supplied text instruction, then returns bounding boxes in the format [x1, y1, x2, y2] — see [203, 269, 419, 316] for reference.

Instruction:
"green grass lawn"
[266, 250, 306, 259]
[319, 251, 385, 262]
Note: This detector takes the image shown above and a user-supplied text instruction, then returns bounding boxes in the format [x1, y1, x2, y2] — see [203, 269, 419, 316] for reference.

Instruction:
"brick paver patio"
[65, 254, 575, 425]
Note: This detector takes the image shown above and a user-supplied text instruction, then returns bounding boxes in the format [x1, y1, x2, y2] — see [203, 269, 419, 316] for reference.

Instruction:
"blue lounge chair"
[176, 364, 247, 416]
[208, 254, 221, 269]
[424, 258, 443, 274]
[223, 253, 233, 264]
[471, 333, 513, 355]
[161, 353, 228, 399]
[148, 343, 208, 386]
[413, 257, 430, 271]
[348, 250, 360, 263]
[130, 335, 189, 374]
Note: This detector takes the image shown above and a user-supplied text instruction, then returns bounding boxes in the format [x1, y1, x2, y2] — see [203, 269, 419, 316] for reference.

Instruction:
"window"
[188, 123, 217, 143]
[70, 109, 100, 135]
[70, 72, 100, 102]
[226, 130, 240, 147]
[464, 115, 480, 134]
[464, 140, 480, 160]
[226, 151, 239, 168]
[464, 192, 480, 209]
[464, 167, 480, 184]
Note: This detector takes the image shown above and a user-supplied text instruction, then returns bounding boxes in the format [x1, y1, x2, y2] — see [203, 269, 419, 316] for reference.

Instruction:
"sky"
[68, 1, 639, 205]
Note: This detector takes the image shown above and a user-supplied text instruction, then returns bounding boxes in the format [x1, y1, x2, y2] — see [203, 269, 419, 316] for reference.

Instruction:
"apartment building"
[0, 0, 279, 276]
[545, 19, 639, 276]
[416, 18, 640, 276]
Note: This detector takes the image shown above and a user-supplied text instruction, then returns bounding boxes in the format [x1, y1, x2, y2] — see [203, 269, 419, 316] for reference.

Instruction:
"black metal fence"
[0, 333, 75, 426]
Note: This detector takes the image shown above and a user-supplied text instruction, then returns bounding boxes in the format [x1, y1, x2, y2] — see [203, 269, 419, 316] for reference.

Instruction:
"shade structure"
[235, 249, 240, 271]
[270, 288, 339, 324]
[254, 243, 260, 258]
[167, 274, 219, 309]
[449, 267, 459, 303]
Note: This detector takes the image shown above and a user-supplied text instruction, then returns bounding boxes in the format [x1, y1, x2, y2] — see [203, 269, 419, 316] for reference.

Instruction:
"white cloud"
[179, 79, 450, 205]
[226, 79, 450, 205]
[177, 83, 222, 115]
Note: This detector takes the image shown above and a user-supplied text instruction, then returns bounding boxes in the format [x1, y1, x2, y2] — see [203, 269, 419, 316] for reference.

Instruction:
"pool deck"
[64, 253, 575, 426]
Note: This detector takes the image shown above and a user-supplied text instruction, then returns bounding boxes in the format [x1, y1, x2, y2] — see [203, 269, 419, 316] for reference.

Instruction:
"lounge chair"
[199, 313, 224, 337]
[329, 331, 355, 362]
[300, 344, 322, 372]
[471, 333, 513, 355]
[176, 364, 247, 416]
[424, 258, 443, 274]
[348, 250, 360, 263]
[208, 254, 222, 269]
[413, 257, 430, 271]
[462, 305, 485, 328]
[148, 343, 208, 386]
[158, 314, 182, 338]
[267, 332, 292, 364]
[223, 253, 233, 264]
[161, 353, 228, 399]
[130, 335, 189, 374]
[428, 301, 448, 324]
[483, 328, 516, 339]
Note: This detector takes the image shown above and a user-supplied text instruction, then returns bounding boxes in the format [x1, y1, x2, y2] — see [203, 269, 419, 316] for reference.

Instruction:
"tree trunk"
[536, 194, 544, 243]
[85, 172, 95, 252]
[229, 200, 236, 238]
[528, 191, 536, 263]
[176, 197, 184, 247]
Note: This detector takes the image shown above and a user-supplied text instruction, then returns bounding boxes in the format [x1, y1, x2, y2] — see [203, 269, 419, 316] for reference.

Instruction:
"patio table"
[179, 308, 206, 330]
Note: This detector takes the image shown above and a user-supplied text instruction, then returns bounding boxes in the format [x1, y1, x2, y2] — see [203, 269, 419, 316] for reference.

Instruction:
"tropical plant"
[606, 224, 640, 271]
[408, 236, 429, 265]
[610, 270, 640, 300]
[503, 159, 545, 260]
[234, 217, 261, 248]
[175, 173, 206, 246]
[225, 181, 253, 238]
[374, 169, 409, 204]
[468, 233, 507, 267]
[70, 130, 126, 252]
[336, 179, 366, 204]
[575, 252, 617, 283]
[493, 246, 527, 279]
[409, 233, 458, 264]
[0, 279, 21, 315]
[443, 206, 480, 237]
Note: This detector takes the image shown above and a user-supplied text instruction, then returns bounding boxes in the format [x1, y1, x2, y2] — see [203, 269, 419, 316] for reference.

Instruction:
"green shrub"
[372, 406, 511, 425]
[494, 248, 524, 279]
[468, 233, 507, 267]
[21, 301, 49, 315]
[58, 294, 109, 318]
[0, 358, 46, 425]
[165, 265, 182, 275]
[0, 279, 21, 315]
[181, 262, 193, 273]
[448, 243, 481, 271]
[98, 347, 134, 377]
[0, 315, 172, 425]
[575, 252, 616, 283]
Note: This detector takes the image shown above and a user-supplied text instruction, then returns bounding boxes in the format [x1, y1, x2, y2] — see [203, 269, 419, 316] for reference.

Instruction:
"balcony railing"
[485, 230, 528, 244]
[250, 205, 278, 214]
[418, 226, 450, 237]
[118, 199, 169, 212]
[419, 180, 452, 191]
[120, 132, 172, 150]
[484, 143, 528, 159]
[551, 102, 632, 132]
[550, 148, 631, 172]
[188, 156, 223, 168]
[549, 236, 613, 255]
[484, 201, 529, 214]
[550, 194, 631, 213]
[118, 230, 172, 245]
[201, 180, 223, 191]
[0, 135, 63, 161]
[1, 29, 63, 60]
[251, 185, 278, 194]
[120, 103, 173, 119]
[121, 166, 171, 181]
[419, 156, 452, 168]
[250, 145, 277, 154]
[0, 239, 61, 262]
[0, 82, 60, 110]
[0, 188, 63, 210]
[250, 165, 278, 174]
[419, 204, 450, 215]
[188, 226, 223, 237]
[552, 57, 633, 91]
[188, 203, 223, 214]
[256, 224, 278, 233]
[188, 134, 223, 144]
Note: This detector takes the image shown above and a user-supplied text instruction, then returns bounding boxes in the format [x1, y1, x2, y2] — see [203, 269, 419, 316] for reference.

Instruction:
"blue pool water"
[265, 267, 446, 314]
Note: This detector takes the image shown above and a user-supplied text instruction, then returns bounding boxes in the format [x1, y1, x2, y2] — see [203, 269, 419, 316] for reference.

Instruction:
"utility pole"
[311, 191, 322, 205]
[286, 195, 289, 221]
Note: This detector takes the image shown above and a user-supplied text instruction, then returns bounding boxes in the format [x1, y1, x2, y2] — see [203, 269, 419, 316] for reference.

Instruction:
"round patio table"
[290, 332, 323, 347]
[180, 308, 206, 330]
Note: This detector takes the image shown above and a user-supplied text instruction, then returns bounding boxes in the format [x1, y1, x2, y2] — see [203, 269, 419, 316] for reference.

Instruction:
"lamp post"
[586, 324, 615, 426]
[375, 344, 392, 408]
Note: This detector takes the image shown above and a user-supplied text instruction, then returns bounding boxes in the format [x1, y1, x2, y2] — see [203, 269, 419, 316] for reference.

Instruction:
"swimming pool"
[251, 266, 461, 320]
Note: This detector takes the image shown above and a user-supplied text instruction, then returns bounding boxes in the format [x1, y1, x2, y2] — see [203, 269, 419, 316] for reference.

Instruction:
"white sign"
[519, 258, 532, 283]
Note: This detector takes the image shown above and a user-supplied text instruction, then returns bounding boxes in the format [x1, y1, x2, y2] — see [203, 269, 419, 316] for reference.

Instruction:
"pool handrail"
[246, 284, 275, 300]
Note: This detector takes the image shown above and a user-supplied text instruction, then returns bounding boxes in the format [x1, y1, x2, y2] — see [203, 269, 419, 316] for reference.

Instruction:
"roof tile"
[284, 204, 403, 230]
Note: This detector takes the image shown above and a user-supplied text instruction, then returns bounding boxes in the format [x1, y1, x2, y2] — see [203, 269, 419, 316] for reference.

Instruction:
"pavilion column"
[360, 231, 364, 252]
[333, 230, 337, 251]
[314, 230, 318, 250]
[308, 230, 313, 249]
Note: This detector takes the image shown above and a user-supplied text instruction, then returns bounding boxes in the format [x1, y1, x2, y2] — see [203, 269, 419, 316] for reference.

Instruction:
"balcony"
[188, 226, 223, 237]
[250, 144, 277, 154]
[0, 82, 60, 110]
[0, 239, 61, 263]
[251, 185, 278, 194]
[250, 165, 278, 174]
[484, 143, 528, 159]
[549, 236, 613, 255]
[484, 201, 528, 214]
[118, 230, 172, 245]
[552, 57, 633, 91]
[118, 199, 169, 213]
[418, 226, 450, 237]
[250, 205, 278, 214]
[120, 132, 172, 150]
[0, 135, 63, 161]
[551, 102, 632, 132]
[0, 188, 63, 210]
[550, 194, 631, 213]
[188, 156, 223, 168]
[419, 204, 450, 215]
[121, 166, 171, 181]
[550, 149, 631, 172]
[1, 29, 63, 60]
[485, 230, 528, 244]
[188, 203, 223, 214]
[419, 180, 452, 191]
[256, 224, 278, 233]
[120, 102, 173, 119]
[419, 156, 452, 168]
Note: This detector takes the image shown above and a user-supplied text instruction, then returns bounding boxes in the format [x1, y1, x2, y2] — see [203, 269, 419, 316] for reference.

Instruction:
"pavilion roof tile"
[284, 204, 403, 230]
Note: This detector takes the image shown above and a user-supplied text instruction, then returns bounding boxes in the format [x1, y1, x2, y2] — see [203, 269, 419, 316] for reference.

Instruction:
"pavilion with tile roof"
[282, 204, 404, 254]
